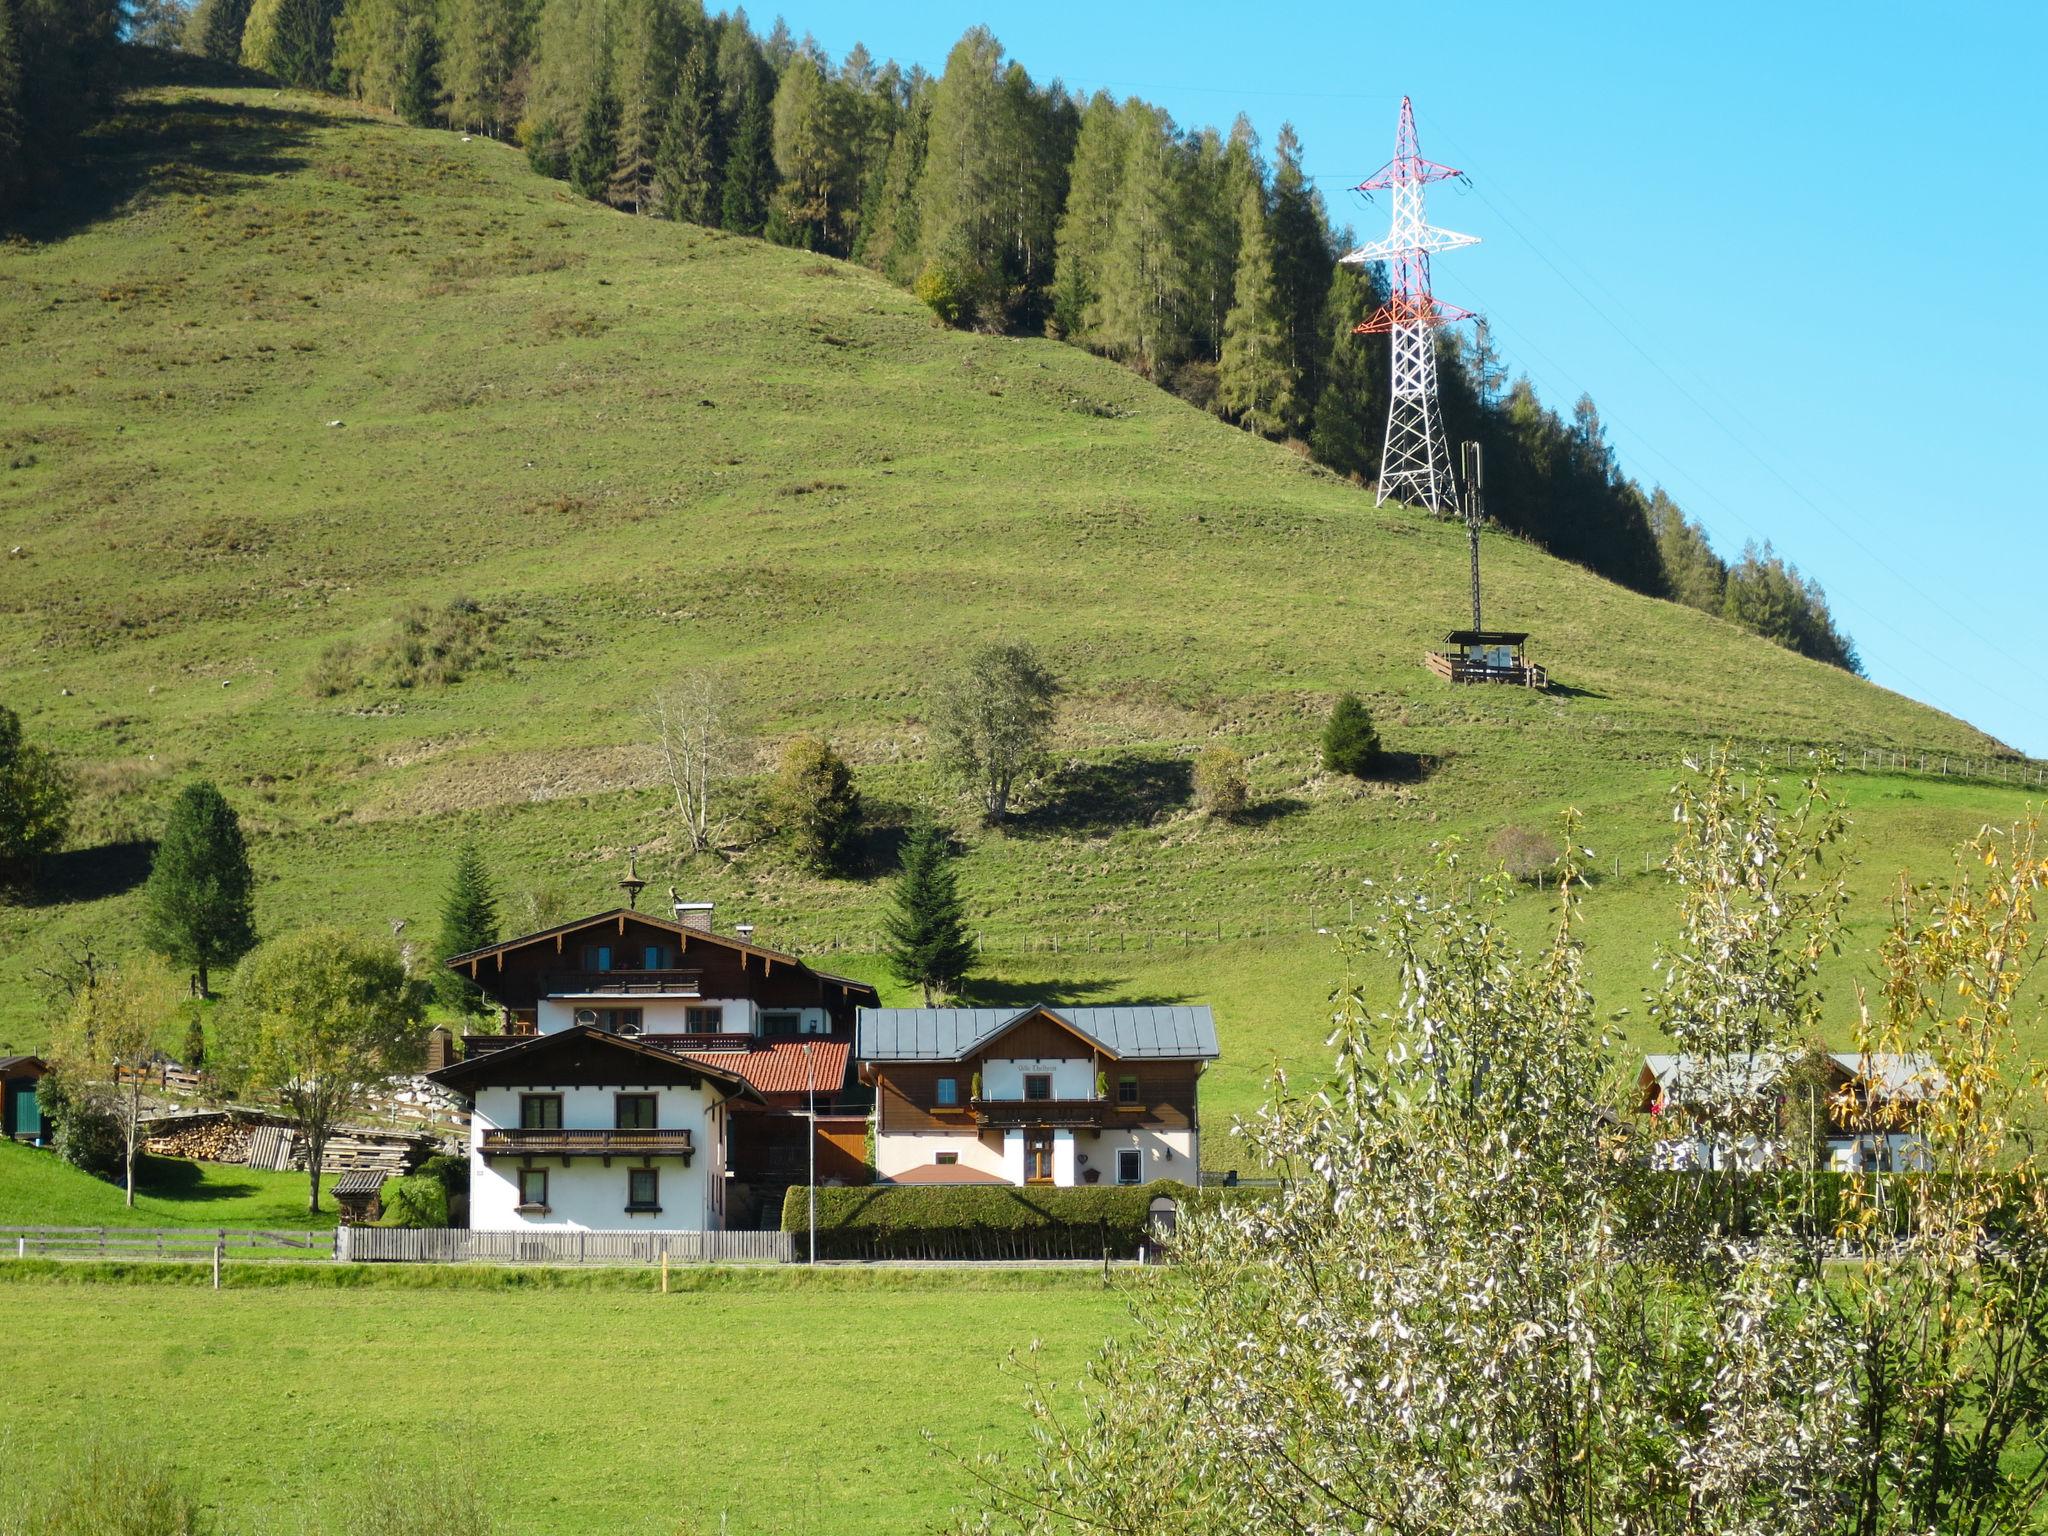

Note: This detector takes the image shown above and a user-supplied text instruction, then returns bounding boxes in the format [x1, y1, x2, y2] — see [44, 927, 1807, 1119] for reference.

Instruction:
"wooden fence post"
[211, 1242, 221, 1290]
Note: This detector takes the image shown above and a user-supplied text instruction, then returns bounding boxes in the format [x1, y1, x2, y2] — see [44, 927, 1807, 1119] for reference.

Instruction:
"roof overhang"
[427, 1025, 763, 1103]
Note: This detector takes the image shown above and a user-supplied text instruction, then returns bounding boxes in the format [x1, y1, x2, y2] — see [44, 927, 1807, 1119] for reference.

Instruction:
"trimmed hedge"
[779, 1181, 1231, 1260]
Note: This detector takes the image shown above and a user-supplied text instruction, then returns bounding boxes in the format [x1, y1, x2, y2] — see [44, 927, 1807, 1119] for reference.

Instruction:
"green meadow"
[1, 72, 2039, 1153]
[0, 1266, 1130, 1534]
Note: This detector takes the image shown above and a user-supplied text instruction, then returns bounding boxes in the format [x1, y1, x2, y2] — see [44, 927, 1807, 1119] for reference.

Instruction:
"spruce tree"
[394, 13, 438, 125]
[569, 78, 620, 202]
[433, 836, 500, 1015]
[1268, 123, 1334, 405]
[0, 0, 25, 214]
[1218, 161, 1295, 434]
[440, 0, 532, 138]
[186, 0, 253, 62]
[1308, 264, 1387, 479]
[140, 781, 258, 998]
[718, 76, 771, 235]
[1321, 694, 1381, 780]
[914, 27, 1006, 309]
[883, 819, 975, 1005]
[653, 42, 719, 224]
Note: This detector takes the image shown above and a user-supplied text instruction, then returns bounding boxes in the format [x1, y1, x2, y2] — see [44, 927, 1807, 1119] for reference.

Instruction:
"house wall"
[875, 1129, 1010, 1183]
[873, 1121, 1197, 1187]
[468, 1082, 727, 1231]
[981, 1056, 1094, 1100]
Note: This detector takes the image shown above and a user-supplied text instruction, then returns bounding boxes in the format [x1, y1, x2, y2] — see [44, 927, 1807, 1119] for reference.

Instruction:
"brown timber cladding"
[875, 1060, 1201, 1133]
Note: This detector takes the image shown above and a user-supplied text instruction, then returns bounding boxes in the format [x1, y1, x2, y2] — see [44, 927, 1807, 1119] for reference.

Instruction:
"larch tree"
[140, 781, 257, 999]
[1049, 90, 1124, 343]
[432, 836, 500, 1016]
[439, 0, 532, 137]
[220, 927, 425, 1214]
[768, 53, 849, 249]
[1095, 100, 1191, 377]
[913, 26, 1007, 315]
[882, 819, 974, 1005]
[48, 956, 179, 1207]
[607, 0, 686, 214]
[1217, 150, 1294, 434]
[653, 40, 720, 223]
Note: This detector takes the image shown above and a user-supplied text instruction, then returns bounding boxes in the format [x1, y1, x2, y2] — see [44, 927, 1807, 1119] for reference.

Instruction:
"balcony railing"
[543, 969, 704, 998]
[479, 1127, 695, 1164]
[970, 1097, 1108, 1129]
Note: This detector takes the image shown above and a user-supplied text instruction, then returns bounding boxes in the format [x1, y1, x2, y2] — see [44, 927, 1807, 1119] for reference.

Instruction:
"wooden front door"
[1024, 1130, 1055, 1184]
[7, 1080, 41, 1140]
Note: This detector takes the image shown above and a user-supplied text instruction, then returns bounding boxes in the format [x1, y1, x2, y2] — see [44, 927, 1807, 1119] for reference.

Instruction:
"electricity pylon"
[1339, 96, 1478, 514]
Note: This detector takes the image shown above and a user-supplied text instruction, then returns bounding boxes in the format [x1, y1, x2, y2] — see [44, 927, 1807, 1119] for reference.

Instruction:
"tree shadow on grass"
[20, 839, 155, 907]
[959, 977, 1193, 1010]
[1012, 754, 1194, 839]
[1372, 751, 1445, 786]
[1544, 681, 1606, 701]
[6, 52, 324, 243]
[1237, 796, 1309, 826]
[134, 1153, 259, 1204]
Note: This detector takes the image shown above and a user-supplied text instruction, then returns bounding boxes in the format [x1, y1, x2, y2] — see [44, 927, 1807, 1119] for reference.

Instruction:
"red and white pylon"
[1340, 96, 1478, 513]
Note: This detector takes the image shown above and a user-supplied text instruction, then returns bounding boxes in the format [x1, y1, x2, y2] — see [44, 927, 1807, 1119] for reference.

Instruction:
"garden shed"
[332, 1170, 388, 1226]
[1, 1056, 46, 1144]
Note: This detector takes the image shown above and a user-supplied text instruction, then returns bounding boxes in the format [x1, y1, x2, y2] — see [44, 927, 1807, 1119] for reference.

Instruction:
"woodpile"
[144, 1116, 252, 1163]
[311, 1131, 433, 1179]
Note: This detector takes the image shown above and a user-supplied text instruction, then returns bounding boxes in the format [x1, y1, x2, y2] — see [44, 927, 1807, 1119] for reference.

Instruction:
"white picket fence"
[335, 1226, 793, 1265]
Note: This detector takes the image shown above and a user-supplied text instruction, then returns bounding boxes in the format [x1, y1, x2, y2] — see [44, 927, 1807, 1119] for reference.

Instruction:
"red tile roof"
[671, 1039, 851, 1100]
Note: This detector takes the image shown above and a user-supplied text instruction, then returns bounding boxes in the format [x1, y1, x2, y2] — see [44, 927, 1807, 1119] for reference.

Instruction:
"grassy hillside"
[1, 69, 2038, 1143]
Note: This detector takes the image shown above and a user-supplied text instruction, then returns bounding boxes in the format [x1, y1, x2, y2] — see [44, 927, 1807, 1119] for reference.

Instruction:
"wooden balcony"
[543, 969, 703, 998]
[971, 1098, 1108, 1129]
[479, 1127, 694, 1165]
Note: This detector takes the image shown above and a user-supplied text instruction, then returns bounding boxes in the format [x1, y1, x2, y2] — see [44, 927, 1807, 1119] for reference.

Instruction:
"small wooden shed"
[0, 1056, 47, 1144]
[332, 1170, 388, 1226]
[1425, 630, 1548, 689]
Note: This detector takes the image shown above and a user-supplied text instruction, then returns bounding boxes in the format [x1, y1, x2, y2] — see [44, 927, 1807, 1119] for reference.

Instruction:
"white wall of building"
[980, 1056, 1095, 1099]
[468, 1081, 728, 1231]
[1074, 1125, 1196, 1185]
[874, 1129, 1008, 1182]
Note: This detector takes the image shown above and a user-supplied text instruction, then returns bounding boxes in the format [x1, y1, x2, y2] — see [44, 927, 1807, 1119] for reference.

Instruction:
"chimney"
[673, 899, 714, 932]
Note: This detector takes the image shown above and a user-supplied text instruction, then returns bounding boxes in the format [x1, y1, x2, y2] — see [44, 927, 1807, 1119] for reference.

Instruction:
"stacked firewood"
[144, 1117, 251, 1163]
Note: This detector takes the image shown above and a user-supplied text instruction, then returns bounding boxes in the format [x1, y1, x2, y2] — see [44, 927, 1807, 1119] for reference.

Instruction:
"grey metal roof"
[857, 1005, 1219, 1063]
[1641, 1051, 1945, 1103]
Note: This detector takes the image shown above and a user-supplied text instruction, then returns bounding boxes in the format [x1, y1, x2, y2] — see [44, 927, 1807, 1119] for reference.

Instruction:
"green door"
[7, 1080, 40, 1141]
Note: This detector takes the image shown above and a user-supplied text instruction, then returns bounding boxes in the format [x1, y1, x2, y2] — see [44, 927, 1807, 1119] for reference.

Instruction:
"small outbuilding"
[1425, 630, 1547, 689]
[1, 1056, 47, 1145]
[332, 1170, 388, 1226]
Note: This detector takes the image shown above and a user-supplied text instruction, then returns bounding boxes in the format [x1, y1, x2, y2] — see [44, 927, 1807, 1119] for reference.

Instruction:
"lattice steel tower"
[1340, 96, 1478, 513]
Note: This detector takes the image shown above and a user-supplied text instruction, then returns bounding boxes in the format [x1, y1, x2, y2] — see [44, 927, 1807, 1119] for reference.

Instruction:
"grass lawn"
[0, 1137, 340, 1230]
[0, 1266, 1130, 1533]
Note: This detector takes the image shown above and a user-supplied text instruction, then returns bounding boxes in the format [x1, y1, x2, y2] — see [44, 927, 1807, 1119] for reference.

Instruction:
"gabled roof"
[443, 908, 877, 999]
[857, 1005, 1219, 1064]
[0, 1055, 46, 1075]
[427, 1025, 762, 1101]
[669, 1039, 852, 1099]
[1640, 1051, 1946, 1104]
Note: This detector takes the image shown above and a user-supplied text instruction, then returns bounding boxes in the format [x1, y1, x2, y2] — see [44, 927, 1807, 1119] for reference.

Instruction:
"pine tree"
[718, 75, 771, 235]
[883, 819, 975, 1005]
[569, 78, 619, 202]
[140, 781, 258, 999]
[1218, 157, 1296, 434]
[1268, 123, 1334, 407]
[432, 837, 500, 1016]
[394, 13, 435, 124]
[653, 41, 719, 223]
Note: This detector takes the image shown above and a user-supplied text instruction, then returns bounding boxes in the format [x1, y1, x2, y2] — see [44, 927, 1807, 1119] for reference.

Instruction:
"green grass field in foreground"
[0, 70, 2039, 1141]
[0, 1268, 1129, 1533]
[0, 1137, 339, 1229]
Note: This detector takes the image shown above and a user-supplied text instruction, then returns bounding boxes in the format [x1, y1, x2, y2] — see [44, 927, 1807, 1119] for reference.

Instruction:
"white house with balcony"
[427, 1026, 760, 1231]
[856, 1005, 1219, 1188]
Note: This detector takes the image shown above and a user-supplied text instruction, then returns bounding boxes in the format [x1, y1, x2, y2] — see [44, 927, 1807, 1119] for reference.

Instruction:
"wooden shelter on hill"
[1425, 629, 1548, 689]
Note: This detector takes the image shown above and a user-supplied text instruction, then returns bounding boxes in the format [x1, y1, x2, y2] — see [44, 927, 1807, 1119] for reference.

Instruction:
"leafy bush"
[1321, 693, 1381, 778]
[380, 1174, 449, 1229]
[779, 1181, 1247, 1259]
[415, 1152, 470, 1201]
[38, 1072, 124, 1181]
[913, 259, 968, 327]
[1488, 824, 1561, 882]
[1192, 745, 1250, 821]
[765, 735, 860, 872]
[0, 701, 72, 893]
[0, 1439, 210, 1535]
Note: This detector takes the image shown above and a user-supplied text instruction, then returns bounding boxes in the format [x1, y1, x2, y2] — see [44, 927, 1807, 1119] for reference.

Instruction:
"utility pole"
[802, 1040, 816, 1266]
[1461, 439, 1484, 632]
[1340, 97, 1479, 515]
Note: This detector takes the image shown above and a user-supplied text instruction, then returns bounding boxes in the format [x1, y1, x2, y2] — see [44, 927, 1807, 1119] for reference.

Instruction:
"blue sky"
[794, 1, 2045, 756]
